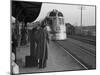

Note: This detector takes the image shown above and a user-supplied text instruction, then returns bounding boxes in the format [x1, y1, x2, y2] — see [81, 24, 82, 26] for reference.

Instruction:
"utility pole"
[80, 6, 83, 33]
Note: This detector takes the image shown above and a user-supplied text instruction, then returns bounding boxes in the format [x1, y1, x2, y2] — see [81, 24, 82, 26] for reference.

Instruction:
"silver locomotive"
[46, 9, 67, 40]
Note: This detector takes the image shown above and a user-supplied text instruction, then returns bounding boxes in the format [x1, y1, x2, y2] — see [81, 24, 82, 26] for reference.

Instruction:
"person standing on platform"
[35, 23, 49, 68]
[29, 22, 40, 67]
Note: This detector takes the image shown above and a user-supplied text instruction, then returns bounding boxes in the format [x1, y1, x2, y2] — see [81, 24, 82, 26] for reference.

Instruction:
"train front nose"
[47, 9, 67, 40]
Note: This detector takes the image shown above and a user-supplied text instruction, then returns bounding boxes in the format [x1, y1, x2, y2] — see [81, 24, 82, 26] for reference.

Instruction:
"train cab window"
[49, 12, 56, 16]
[58, 12, 63, 17]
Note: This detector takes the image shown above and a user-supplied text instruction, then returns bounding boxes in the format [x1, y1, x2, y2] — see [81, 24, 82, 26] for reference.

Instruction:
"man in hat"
[35, 22, 49, 68]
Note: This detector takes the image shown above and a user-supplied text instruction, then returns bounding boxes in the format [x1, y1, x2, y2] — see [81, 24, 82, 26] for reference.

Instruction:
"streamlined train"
[45, 9, 67, 40]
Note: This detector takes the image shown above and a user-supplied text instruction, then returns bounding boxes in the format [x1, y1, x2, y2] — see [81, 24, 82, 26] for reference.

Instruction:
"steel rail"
[69, 41, 96, 57]
[55, 42, 88, 70]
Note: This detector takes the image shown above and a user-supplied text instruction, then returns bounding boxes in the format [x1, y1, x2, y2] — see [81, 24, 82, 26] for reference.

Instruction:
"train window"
[58, 12, 63, 17]
[49, 12, 56, 16]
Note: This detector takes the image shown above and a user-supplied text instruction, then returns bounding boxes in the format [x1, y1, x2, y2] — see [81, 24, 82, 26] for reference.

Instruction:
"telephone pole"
[80, 6, 83, 33]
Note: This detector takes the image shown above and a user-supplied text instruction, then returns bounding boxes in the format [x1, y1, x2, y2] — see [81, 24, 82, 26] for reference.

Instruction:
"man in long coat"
[35, 25, 49, 68]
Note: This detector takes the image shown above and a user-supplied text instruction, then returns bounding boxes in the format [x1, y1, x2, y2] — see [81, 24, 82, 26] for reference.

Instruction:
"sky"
[34, 2, 96, 26]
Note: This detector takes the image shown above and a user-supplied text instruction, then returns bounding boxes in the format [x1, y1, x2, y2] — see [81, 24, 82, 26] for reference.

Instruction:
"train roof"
[48, 9, 63, 17]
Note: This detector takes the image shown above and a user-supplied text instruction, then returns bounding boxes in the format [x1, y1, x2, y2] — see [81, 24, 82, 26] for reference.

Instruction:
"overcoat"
[30, 27, 37, 57]
[35, 27, 49, 62]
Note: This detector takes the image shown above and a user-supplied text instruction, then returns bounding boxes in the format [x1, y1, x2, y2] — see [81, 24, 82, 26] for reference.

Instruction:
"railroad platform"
[16, 41, 84, 74]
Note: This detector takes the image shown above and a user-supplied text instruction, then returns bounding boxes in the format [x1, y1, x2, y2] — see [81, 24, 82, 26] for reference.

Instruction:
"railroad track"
[68, 35, 96, 45]
[55, 41, 88, 70]
[78, 37, 96, 44]
[68, 41, 96, 57]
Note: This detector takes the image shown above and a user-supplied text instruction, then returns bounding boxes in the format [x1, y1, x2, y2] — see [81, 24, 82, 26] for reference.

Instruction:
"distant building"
[75, 26, 96, 36]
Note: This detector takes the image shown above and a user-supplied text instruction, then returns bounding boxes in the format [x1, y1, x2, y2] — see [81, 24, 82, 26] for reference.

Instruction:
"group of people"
[30, 21, 49, 68]
[11, 20, 49, 73]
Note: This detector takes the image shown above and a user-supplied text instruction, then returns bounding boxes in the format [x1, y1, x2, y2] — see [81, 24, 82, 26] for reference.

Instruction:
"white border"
[0, 0, 100, 75]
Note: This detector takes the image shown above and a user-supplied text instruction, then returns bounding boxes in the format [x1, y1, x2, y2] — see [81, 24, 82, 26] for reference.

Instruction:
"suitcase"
[25, 56, 37, 67]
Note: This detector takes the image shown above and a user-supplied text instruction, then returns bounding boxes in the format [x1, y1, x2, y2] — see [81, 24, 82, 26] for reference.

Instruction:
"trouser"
[38, 58, 47, 68]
